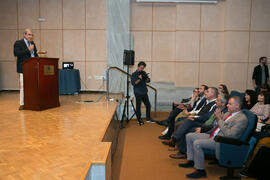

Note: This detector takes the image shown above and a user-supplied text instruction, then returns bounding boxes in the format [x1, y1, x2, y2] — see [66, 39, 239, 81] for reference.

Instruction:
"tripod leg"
[120, 100, 127, 129]
[130, 99, 144, 125]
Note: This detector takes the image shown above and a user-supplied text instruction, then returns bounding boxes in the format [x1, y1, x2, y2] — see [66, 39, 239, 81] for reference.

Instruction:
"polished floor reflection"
[0, 91, 118, 180]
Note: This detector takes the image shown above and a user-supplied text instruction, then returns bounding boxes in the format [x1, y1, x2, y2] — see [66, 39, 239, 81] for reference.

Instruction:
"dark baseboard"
[79, 90, 106, 94]
[0, 90, 19, 93]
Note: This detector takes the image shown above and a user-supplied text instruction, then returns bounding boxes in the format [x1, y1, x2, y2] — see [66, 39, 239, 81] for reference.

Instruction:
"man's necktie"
[209, 113, 232, 138]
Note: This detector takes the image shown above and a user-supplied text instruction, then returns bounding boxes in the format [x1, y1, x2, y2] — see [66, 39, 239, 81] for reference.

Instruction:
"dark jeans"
[165, 108, 183, 137]
[135, 93, 151, 120]
[255, 85, 261, 95]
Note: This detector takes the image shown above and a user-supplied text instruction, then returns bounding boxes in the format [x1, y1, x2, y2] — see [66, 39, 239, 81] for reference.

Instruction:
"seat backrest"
[240, 109, 258, 141]
[230, 90, 245, 99]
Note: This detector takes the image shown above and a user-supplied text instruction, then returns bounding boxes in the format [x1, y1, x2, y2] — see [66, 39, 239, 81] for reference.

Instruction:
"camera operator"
[131, 61, 154, 124]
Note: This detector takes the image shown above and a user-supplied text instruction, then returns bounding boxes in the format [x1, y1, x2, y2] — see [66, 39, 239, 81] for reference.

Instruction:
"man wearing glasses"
[14, 29, 38, 110]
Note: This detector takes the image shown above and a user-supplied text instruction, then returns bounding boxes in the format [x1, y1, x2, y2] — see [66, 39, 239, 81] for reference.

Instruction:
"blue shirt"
[131, 70, 150, 95]
[24, 38, 35, 57]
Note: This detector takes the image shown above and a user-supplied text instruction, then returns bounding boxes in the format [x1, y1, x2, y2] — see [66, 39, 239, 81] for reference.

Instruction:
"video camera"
[138, 71, 149, 81]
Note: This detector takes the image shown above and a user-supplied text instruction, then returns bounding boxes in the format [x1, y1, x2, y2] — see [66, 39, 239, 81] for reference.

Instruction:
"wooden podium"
[22, 57, 60, 110]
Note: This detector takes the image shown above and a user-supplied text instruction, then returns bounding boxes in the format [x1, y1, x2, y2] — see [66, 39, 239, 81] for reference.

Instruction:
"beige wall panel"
[199, 63, 222, 87]
[0, 0, 17, 29]
[86, 0, 106, 29]
[152, 62, 175, 82]
[200, 32, 224, 62]
[0, 62, 19, 89]
[0, 30, 18, 61]
[131, 0, 152, 31]
[152, 32, 175, 61]
[201, 2, 224, 31]
[63, 30, 85, 61]
[174, 62, 199, 87]
[251, 0, 270, 31]
[225, 0, 251, 30]
[132, 31, 152, 62]
[86, 30, 106, 61]
[85, 62, 107, 91]
[176, 4, 200, 31]
[18, 0, 39, 29]
[224, 32, 249, 62]
[249, 32, 270, 63]
[41, 30, 62, 60]
[223, 63, 248, 91]
[176, 31, 200, 62]
[153, 3, 176, 31]
[63, 0, 85, 29]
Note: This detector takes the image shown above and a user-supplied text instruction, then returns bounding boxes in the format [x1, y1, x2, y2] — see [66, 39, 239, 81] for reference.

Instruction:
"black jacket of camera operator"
[131, 70, 150, 95]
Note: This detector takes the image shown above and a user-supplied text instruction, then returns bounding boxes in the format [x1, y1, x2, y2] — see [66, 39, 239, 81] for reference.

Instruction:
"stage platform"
[0, 91, 121, 180]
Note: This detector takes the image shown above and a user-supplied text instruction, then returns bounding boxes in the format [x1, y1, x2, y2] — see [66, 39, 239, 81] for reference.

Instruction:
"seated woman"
[242, 89, 257, 110]
[250, 92, 270, 132]
[218, 84, 229, 97]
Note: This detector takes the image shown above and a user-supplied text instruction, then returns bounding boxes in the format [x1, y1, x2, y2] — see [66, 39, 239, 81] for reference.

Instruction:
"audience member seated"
[178, 96, 248, 178]
[250, 92, 270, 132]
[156, 88, 199, 127]
[161, 87, 218, 155]
[240, 137, 270, 179]
[166, 93, 228, 159]
[158, 85, 208, 140]
[218, 84, 229, 97]
[242, 89, 257, 110]
[172, 88, 199, 111]
[260, 83, 270, 93]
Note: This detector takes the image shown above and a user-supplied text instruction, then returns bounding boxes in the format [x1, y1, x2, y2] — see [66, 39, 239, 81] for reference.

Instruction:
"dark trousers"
[172, 119, 202, 153]
[165, 108, 183, 137]
[135, 93, 151, 120]
[255, 85, 261, 95]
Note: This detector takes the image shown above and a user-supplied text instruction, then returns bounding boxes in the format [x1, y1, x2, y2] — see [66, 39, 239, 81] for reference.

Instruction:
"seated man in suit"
[14, 29, 38, 110]
[161, 87, 218, 151]
[158, 85, 208, 140]
[179, 96, 248, 178]
[168, 93, 228, 158]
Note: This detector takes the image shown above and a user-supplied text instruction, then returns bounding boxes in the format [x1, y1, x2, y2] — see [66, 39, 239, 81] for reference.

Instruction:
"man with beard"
[252, 56, 269, 94]
[158, 85, 208, 140]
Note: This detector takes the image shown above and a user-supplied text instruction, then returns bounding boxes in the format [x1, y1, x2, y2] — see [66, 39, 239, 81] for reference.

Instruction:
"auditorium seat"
[214, 109, 257, 179]
[229, 90, 245, 99]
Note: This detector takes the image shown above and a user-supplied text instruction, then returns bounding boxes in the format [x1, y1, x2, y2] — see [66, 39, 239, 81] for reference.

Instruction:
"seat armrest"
[214, 136, 249, 146]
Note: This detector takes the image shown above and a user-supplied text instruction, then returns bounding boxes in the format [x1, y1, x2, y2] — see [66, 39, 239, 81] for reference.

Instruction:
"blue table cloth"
[58, 69, 81, 95]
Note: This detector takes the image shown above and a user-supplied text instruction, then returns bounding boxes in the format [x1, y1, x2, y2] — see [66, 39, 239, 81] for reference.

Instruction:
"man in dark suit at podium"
[14, 29, 38, 110]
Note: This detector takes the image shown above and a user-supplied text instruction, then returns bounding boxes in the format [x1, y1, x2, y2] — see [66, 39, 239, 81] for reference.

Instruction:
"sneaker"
[158, 135, 171, 140]
[186, 170, 207, 179]
[239, 168, 250, 178]
[161, 127, 169, 135]
[146, 119, 155, 123]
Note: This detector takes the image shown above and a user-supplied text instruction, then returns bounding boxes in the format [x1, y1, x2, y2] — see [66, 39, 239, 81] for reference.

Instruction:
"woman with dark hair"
[218, 84, 229, 96]
[250, 92, 270, 132]
[242, 89, 257, 110]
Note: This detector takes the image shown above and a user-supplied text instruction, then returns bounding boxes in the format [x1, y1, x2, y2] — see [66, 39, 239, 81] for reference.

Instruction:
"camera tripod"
[120, 65, 143, 129]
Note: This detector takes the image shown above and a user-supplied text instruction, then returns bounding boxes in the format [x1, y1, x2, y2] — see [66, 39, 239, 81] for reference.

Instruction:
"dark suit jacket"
[252, 65, 269, 85]
[14, 39, 38, 73]
[188, 97, 206, 112]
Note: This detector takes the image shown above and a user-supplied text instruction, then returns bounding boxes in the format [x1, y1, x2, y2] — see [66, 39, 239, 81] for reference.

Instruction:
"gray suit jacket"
[216, 111, 248, 138]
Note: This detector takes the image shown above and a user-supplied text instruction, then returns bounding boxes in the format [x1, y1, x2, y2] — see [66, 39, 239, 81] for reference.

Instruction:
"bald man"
[14, 29, 38, 110]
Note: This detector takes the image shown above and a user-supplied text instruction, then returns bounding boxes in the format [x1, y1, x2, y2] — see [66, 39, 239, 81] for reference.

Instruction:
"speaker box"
[123, 50, 135, 65]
